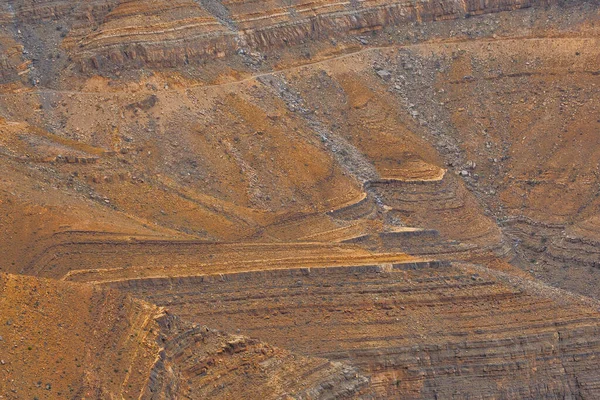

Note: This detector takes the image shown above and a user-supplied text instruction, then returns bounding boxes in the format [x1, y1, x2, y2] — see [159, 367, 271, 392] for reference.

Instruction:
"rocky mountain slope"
[1, 0, 600, 398]
[0, 273, 370, 399]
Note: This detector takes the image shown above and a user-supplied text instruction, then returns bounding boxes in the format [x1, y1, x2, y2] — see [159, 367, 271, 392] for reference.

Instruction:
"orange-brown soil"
[1, 0, 600, 398]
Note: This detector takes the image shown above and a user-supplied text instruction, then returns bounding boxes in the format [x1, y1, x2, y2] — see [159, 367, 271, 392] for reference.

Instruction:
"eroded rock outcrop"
[105, 261, 600, 399]
[0, 273, 371, 399]
[1, 1, 600, 398]
[0, 0, 560, 76]
[147, 314, 370, 399]
[0, 272, 161, 399]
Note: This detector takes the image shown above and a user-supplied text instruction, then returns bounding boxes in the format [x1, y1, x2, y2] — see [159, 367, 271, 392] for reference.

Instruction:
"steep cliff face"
[64, 0, 233, 71]
[67, 0, 555, 71]
[1, 0, 557, 78]
[147, 315, 370, 399]
[105, 262, 600, 399]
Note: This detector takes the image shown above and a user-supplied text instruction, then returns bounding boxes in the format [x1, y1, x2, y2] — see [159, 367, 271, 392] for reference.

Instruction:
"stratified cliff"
[0, 0, 558, 83]
[0, 273, 370, 399]
[82, 260, 600, 398]
[65, 0, 549, 71]
[1, 0, 600, 398]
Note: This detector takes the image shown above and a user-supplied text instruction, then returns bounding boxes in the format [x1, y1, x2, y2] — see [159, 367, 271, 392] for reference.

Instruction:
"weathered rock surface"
[0, 273, 371, 399]
[107, 262, 600, 399]
[1, 1, 600, 398]
[0, 0, 558, 75]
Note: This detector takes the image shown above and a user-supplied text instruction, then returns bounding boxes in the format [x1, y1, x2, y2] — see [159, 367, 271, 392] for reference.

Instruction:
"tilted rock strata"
[1, 0, 559, 74]
[0, 272, 162, 399]
[367, 175, 504, 256]
[548, 216, 600, 268]
[0, 273, 371, 399]
[107, 261, 600, 398]
[0, 4, 600, 399]
[29, 240, 416, 280]
[65, 0, 232, 70]
[147, 315, 370, 399]
[70, 0, 556, 70]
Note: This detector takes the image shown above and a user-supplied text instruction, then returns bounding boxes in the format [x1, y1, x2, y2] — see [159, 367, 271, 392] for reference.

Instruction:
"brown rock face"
[66, 0, 546, 71]
[111, 262, 600, 399]
[1, 0, 600, 398]
[0, 273, 161, 398]
[0, 0, 556, 78]
[0, 273, 369, 399]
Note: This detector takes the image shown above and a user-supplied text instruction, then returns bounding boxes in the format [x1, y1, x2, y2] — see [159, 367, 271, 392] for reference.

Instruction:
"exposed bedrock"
[1, 0, 562, 75]
[74, 0, 557, 71]
[1, 3, 600, 398]
[22, 240, 415, 279]
[147, 314, 371, 399]
[502, 215, 600, 299]
[107, 262, 600, 399]
[0, 272, 371, 399]
[357, 21, 600, 297]
[0, 272, 163, 399]
[367, 175, 504, 257]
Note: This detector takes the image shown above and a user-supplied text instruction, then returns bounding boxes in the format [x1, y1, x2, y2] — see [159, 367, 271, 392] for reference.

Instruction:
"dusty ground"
[1, 0, 600, 398]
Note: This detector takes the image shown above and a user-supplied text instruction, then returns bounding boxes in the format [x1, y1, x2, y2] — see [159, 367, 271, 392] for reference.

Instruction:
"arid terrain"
[1, 0, 600, 398]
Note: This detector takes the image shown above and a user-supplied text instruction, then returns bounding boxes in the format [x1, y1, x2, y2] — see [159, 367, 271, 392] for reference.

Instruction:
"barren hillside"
[1, 0, 600, 398]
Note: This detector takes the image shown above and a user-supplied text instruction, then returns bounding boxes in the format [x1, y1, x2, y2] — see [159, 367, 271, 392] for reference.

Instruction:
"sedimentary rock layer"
[1, 4, 600, 399]
[0, 273, 370, 399]
[1, 0, 559, 75]
[148, 314, 370, 399]
[105, 261, 600, 398]
[70, 0, 557, 70]
[28, 240, 416, 280]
